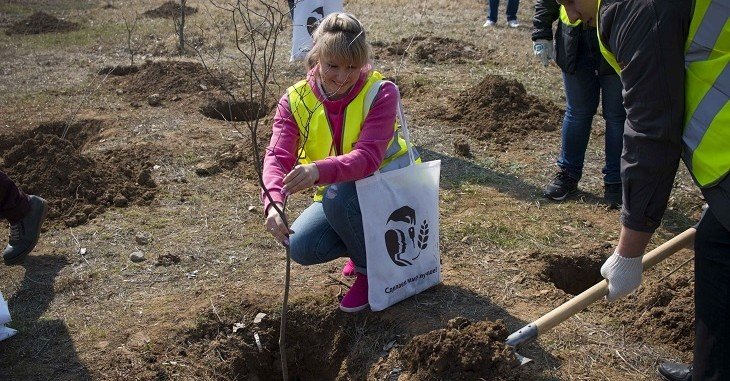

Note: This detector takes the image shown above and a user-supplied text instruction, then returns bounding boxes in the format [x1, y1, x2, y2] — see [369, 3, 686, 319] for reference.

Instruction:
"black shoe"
[3, 196, 48, 266]
[657, 361, 692, 381]
[543, 171, 578, 201]
[604, 182, 622, 209]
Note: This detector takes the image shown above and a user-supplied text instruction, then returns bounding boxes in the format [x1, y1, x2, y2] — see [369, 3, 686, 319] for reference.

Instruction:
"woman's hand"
[265, 202, 293, 246]
[282, 164, 320, 195]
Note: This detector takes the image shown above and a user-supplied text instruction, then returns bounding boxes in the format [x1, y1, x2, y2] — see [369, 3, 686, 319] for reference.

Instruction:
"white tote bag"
[290, 0, 344, 61]
[356, 93, 441, 311]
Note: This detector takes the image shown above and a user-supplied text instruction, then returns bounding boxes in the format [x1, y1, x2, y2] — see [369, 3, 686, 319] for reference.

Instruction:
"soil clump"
[397, 317, 524, 380]
[143, 1, 198, 19]
[374, 36, 480, 64]
[5, 11, 80, 35]
[440, 75, 562, 145]
[1, 129, 157, 227]
[622, 275, 695, 352]
[112, 60, 236, 100]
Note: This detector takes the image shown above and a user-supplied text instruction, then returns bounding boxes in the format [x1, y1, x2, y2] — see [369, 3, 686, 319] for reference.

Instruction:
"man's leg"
[544, 58, 600, 200]
[506, 0, 520, 22]
[1, 171, 47, 265]
[557, 59, 601, 182]
[694, 208, 730, 380]
[0, 171, 30, 223]
[599, 73, 626, 185]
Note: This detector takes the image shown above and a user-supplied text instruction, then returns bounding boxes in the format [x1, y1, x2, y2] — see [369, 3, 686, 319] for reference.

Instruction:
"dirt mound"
[397, 317, 523, 381]
[1, 131, 157, 227]
[439, 75, 562, 145]
[112, 60, 235, 99]
[623, 275, 695, 352]
[143, 1, 198, 19]
[374, 36, 480, 64]
[5, 11, 80, 35]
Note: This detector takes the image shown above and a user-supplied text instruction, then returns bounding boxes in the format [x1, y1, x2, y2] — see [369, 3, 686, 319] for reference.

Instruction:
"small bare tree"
[122, 12, 139, 66]
[177, 0, 187, 53]
[193, 1, 311, 379]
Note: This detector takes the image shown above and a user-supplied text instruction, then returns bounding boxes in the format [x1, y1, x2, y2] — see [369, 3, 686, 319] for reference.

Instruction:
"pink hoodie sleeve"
[261, 94, 299, 214]
[314, 81, 399, 185]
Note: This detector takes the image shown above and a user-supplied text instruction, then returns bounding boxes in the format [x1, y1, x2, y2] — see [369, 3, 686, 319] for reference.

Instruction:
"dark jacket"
[532, 0, 615, 75]
[598, 0, 705, 232]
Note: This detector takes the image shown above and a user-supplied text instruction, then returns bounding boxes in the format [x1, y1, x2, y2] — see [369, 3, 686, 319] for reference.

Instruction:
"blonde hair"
[305, 12, 371, 70]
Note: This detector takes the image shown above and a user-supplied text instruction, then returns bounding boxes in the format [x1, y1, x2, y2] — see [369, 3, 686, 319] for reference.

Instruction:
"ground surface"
[0, 1, 704, 380]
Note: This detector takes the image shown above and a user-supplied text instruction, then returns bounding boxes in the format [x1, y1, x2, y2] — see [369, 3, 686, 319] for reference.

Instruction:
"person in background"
[262, 12, 415, 313]
[1, 171, 48, 265]
[483, 0, 521, 28]
[532, 0, 625, 207]
[558, 0, 729, 379]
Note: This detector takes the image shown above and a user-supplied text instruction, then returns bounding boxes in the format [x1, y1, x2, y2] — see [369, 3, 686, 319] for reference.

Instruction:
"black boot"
[3, 195, 48, 265]
[657, 361, 692, 381]
[543, 170, 578, 201]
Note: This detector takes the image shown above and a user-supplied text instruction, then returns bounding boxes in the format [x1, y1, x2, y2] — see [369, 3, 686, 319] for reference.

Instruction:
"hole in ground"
[183, 298, 366, 380]
[541, 255, 605, 295]
[200, 99, 269, 122]
[98, 65, 139, 76]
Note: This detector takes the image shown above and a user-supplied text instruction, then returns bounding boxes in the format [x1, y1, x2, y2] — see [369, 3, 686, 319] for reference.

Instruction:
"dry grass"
[0, 0, 702, 380]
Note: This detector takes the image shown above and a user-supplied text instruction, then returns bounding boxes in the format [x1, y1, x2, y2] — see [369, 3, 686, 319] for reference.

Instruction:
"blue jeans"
[289, 181, 367, 275]
[559, 55, 625, 184]
[487, 0, 519, 22]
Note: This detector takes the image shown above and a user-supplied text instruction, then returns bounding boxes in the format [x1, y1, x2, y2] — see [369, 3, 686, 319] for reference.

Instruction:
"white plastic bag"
[356, 93, 441, 311]
[0, 292, 17, 341]
[290, 0, 344, 61]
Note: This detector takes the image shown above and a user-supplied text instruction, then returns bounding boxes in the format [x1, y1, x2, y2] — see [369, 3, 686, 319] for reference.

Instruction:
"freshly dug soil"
[112, 60, 236, 99]
[398, 317, 524, 381]
[1, 133, 156, 227]
[624, 275, 695, 352]
[442, 75, 563, 145]
[374, 35, 480, 63]
[5, 11, 80, 35]
[143, 1, 198, 19]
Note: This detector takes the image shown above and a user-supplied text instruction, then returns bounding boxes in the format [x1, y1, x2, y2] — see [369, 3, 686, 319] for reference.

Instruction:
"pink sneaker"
[341, 259, 356, 277]
[340, 273, 369, 313]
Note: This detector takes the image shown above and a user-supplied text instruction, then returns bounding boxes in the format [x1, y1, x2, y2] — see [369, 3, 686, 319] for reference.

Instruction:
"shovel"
[506, 227, 697, 365]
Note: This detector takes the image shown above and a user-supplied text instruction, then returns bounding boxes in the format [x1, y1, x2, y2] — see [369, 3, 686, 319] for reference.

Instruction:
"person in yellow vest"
[558, 0, 728, 379]
[262, 12, 415, 313]
[532, 0, 626, 207]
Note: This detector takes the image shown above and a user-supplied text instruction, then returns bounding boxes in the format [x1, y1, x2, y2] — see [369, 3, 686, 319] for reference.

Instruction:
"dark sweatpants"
[0, 171, 30, 223]
[694, 208, 730, 380]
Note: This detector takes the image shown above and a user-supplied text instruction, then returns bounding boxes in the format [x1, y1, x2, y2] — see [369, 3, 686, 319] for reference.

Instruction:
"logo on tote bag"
[384, 206, 430, 266]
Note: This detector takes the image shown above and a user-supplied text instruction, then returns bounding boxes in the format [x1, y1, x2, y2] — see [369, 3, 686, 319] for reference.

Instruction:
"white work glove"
[600, 251, 643, 302]
[533, 39, 555, 67]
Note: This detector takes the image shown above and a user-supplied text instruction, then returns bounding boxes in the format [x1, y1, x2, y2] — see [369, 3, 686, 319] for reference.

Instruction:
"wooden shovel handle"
[533, 227, 696, 334]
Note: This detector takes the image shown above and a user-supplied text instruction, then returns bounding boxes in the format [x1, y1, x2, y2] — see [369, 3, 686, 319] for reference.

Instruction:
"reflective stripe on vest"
[596, 0, 622, 74]
[286, 71, 415, 201]
[559, 5, 582, 27]
[683, 0, 730, 187]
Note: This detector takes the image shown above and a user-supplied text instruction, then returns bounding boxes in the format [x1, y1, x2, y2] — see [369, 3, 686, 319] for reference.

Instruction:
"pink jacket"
[261, 67, 399, 213]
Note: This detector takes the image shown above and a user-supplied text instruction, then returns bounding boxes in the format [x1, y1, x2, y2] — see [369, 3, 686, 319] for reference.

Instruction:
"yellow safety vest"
[286, 71, 415, 201]
[595, 0, 623, 74]
[597, 0, 729, 187]
[683, 0, 730, 187]
[559, 5, 582, 27]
